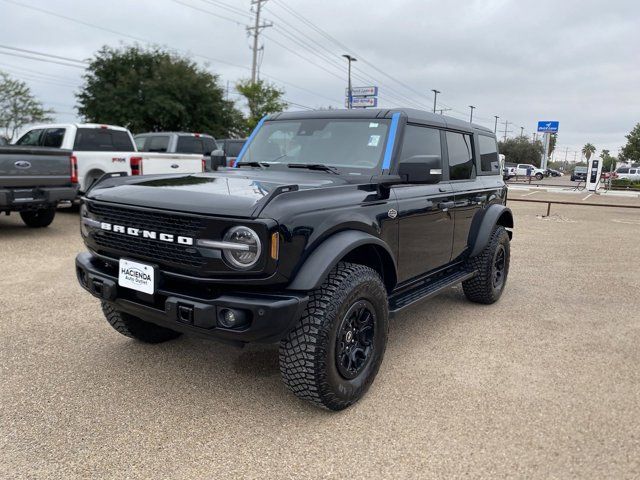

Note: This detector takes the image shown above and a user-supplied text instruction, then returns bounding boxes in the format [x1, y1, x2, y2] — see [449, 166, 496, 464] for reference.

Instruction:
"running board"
[389, 269, 477, 314]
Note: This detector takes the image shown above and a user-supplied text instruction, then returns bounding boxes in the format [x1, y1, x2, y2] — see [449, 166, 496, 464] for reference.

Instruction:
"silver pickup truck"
[0, 146, 79, 227]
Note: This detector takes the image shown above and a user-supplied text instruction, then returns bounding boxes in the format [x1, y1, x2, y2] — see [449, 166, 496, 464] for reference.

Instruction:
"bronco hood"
[86, 170, 353, 218]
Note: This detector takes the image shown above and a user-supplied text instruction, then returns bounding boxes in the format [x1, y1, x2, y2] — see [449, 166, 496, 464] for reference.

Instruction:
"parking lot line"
[521, 191, 539, 197]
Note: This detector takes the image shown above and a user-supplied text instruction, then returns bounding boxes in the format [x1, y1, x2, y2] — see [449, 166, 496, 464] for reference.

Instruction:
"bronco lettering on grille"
[99, 222, 194, 245]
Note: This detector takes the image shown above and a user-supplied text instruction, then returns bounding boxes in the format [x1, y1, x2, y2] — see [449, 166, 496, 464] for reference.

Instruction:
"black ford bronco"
[76, 109, 513, 410]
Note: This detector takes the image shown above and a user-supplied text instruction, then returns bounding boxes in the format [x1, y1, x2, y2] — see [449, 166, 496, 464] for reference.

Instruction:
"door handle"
[472, 195, 487, 204]
[438, 201, 455, 211]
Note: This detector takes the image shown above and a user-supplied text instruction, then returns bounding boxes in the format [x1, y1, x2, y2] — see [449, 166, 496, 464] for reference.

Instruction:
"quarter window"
[176, 136, 204, 154]
[446, 132, 475, 180]
[478, 135, 499, 173]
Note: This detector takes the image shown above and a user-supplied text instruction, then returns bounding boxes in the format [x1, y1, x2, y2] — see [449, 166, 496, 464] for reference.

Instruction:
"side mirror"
[398, 155, 442, 184]
[210, 149, 227, 170]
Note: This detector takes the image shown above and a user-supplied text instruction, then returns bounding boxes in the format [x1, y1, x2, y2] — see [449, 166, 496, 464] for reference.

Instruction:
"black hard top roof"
[270, 108, 493, 135]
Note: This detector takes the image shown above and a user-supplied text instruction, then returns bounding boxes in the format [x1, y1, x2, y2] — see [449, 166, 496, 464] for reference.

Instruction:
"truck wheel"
[19, 207, 56, 228]
[279, 262, 389, 411]
[101, 302, 182, 343]
[463, 226, 510, 305]
[535, 172, 544, 180]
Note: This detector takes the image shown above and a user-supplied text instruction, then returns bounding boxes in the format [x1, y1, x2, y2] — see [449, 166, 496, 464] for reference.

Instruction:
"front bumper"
[75, 252, 308, 345]
[0, 185, 78, 211]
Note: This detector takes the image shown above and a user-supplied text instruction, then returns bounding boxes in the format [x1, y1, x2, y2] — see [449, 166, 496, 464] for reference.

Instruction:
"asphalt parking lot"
[1, 201, 639, 479]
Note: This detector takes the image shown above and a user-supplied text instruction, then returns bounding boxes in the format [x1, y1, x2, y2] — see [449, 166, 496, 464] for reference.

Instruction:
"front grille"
[88, 203, 204, 236]
[88, 202, 207, 268]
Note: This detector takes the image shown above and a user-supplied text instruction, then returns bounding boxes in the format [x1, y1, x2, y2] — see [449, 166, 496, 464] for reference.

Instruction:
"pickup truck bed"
[0, 146, 78, 227]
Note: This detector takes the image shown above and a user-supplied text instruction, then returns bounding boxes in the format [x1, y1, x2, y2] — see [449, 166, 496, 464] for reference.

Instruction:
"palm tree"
[582, 143, 596, 162]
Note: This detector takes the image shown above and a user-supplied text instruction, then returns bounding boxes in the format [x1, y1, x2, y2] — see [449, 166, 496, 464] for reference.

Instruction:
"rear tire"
[101, 302, 182, 343]
[463, 226, 510, 305]
[20, 207, 56, 228]
[535, 172, 544, 180]
[279, 262, 389, 411]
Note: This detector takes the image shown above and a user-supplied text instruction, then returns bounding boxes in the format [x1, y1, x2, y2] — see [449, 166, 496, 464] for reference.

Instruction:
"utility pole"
[494, 115, 499, 133]
[520, 126, 524, 137]
[431, 89, 440, 113]
[247, 0, 272, 84]
[501, 120, 511, 142]
[469, 105, 475, 123]
[342, 54, 357, 109]
[438, 108, 451, 115]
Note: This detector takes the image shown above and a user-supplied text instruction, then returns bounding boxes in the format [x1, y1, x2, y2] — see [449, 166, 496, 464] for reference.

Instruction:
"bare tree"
[0, 71, 53, 141]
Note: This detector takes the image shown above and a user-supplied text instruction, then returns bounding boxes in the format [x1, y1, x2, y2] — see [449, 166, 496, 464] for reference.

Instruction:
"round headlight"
[222, 226, 262, 269]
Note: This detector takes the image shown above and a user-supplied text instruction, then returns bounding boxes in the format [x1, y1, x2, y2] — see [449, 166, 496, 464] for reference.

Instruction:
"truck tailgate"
[0, 147, 73, 188]
[139, 153, 203, 175]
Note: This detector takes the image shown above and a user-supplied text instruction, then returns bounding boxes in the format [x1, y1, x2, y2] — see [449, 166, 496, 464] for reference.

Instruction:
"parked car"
[75, 108, 513, 410]
[571, 166, 588, 181]
[15, 124, 205, 193]
[546, 168, 563, 177]
[515, 163, 545, 180]
[0, 145, 78, 227]
[217, 138, 247, 167]
[614, 167, 640, 181]
[503, 165, 516, 180]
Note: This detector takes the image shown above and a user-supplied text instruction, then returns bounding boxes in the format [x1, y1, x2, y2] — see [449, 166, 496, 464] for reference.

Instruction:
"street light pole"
[494, 115, 499, 133]
[520, 126, 524, 137]
[342, 54, 357, 109]
[431, 89, 440, 113]
[469, 105, 475, 123]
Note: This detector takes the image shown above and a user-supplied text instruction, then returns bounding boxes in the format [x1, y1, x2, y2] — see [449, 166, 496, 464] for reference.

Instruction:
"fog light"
[218, 308, 248, 329]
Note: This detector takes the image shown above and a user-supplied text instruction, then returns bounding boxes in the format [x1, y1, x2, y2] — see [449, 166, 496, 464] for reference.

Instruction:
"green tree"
[620, 123, 640, 164]
[0, 71, 53, 141]
[236, 79, 288, 131]
[77, 45, 243, 137]
[581, 143, 596, 162]
[498, 136, 544, 167]
[600, 149, 617, 172]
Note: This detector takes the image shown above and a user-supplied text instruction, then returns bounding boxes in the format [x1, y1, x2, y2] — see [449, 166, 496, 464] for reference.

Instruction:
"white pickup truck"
[515, 163, 546, 180]
[14, 124, 205, 192]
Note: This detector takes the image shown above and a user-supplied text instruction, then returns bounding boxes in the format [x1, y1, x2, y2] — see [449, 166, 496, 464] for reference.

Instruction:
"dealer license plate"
[118, 259, 155, 294]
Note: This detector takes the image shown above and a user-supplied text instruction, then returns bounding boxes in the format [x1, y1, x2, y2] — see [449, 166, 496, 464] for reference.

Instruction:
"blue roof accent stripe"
[234, 116, 268, 167]
[382, 112, 401, 170]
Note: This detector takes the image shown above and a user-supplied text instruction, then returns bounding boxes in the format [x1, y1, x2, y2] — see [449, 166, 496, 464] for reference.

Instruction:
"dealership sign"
[345, 97, 378, 108]
[537, 121, 559, 133]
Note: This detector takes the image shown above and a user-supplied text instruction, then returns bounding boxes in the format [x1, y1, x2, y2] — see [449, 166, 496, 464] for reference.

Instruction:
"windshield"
[575, 167, 587, 173]
[240, 119, 391, 174]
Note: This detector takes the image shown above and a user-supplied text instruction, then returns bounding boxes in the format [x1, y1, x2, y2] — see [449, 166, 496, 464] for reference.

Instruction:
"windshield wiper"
[287, 163, 339, 174]
[236, 161, 270, 169]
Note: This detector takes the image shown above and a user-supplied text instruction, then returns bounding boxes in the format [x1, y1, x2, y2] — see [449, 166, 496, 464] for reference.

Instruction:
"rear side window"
[42, 128, 66, 148]
[399, 125, 441, 164]
[16, 129, 45, 146]
[446, 132, 475, 180]
[176, 136, 204, 154]
[616, 168, 629, 174]
[74, 128, 135, 152]
[478, 135, 499, 173]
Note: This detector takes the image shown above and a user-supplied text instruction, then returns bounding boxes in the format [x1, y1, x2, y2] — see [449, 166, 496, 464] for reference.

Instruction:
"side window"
[227, 141, 245, 157]
[446, 132, 475, 180]
[478, 135, 499, 173]
[399, 125, 442, 164]
[134, 137, 147, 151]
[42, 128, 66, 148]
[16, 129, 44, 146]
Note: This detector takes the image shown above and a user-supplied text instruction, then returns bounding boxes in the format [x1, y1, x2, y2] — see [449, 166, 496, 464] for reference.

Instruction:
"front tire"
[20, 207, 56, 228]
[101, 302, 182, 343]
[463, 226, 510, 304]
[535, 172, 544, 180]
[279, 262, 389, 411]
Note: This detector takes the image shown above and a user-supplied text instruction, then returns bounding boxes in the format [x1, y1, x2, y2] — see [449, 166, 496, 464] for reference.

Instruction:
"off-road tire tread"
[279, 262, 388, 411]
[462, 226, 510, 304]
[101, 302, 182, 343]
[19, 208, 56, 228]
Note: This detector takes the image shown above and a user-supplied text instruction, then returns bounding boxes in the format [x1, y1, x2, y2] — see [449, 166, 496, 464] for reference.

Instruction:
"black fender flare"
[287, 230, 397, 291]
[468, 204, 514, 258]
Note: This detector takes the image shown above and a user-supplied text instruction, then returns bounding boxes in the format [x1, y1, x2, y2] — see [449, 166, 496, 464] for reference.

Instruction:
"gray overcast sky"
[1, 0, 638, 159]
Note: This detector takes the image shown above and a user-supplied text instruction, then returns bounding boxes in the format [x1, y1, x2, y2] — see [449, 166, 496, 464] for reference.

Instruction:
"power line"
[0, 50, 86, 69]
